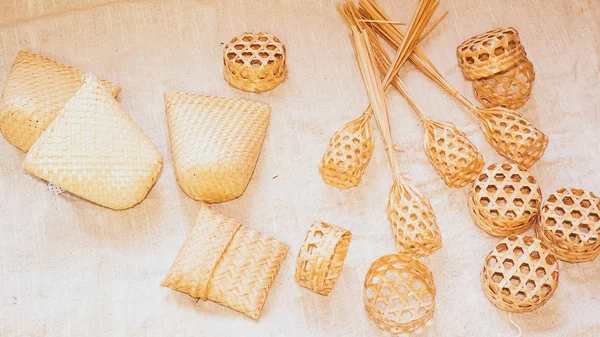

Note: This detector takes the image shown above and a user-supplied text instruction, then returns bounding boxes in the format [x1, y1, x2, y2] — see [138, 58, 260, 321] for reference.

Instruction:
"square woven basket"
[0, 51, 121, 152]
[161, 203, 289, 320]
[164, 92, 270, 203]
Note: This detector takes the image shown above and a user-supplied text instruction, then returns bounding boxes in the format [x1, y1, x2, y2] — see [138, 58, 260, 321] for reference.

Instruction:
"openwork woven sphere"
[481, 235, 559, 313]
[537, 188, 600, 263]
[468, 162, 542, 236]
[364, 254, 435, 334]
[223, 32, 287, 93]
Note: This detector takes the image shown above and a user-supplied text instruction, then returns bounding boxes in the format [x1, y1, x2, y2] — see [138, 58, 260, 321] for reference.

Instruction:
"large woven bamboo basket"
[162, 203, 289, 320]
[23, 75, 163, 210]
[0, 51, 121, 152]
[164, 92, 270, 203]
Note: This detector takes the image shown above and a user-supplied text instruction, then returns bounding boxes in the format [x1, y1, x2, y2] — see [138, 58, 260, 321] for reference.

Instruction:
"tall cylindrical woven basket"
[0, 51, 121, 152]
[161, 203, 289, 320]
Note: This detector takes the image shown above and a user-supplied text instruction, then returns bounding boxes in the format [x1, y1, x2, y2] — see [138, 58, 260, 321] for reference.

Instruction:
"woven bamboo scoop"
[358, 0, 548, 169]
[350, 0, 442, 258]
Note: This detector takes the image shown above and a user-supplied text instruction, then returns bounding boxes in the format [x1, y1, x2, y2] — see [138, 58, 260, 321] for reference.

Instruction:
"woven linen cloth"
[1, 0, 599, 336]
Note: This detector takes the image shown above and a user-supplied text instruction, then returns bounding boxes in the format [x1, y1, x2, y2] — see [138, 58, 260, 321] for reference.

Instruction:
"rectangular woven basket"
[161, 203, 289, 319]
[0, 51, 121, 152]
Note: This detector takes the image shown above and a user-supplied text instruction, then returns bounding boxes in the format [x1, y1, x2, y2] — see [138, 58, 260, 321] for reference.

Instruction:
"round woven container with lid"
[468, 162, 542, 236]
[537, 188, 600, 263]
[481, 235, 559, 313]
[223, 32, 287, 93]
[473, 58, 535, 110]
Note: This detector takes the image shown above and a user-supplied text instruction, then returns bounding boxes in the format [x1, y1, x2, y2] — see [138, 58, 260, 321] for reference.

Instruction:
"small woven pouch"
[0, 51, 121, 152]
[164, 92, 270, 203]
[162, 203, 289, 319]
[23, 74, 163, 210]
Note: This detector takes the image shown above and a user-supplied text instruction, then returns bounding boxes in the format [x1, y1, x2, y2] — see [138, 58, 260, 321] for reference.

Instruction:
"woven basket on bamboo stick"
[0, 51, 121, 152]
[357, 0, 548, 169]
[23, 74, 162, 210]
[469, 162, 542, 237]
[364, 254, 436, 334]
[349, 0, 443, 258]
[481, 235, 559, 313]
[164, 92, 270, 203]
[295, 221, 352, 296]
[319, 111, 374, 189]
[473, 58, 535, 110]
[162, 203, 289, 320]
[536, 188, 600, 263]
[223, 32, 287, 93]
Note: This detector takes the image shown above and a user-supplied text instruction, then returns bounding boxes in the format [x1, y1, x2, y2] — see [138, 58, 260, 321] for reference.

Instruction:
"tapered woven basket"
[457, 28, 534, 109]
[468, 162, 542, 236]
[164, 92, 270, 203]
[23, 75, 162, 210]
[319, 112, 374, 189]
[295, 221, 352, 296]
[0, 51, 121, 152]
[223, 32, 288, 93]
[162, 203, 289, 320]
[536, 188, 600, 263]
[364, 254, 436, 334]
[481, 235, 559, 313]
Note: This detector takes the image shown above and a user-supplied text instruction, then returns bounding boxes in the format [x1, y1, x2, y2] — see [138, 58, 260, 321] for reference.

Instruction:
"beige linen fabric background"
[1, 0, 599, 336]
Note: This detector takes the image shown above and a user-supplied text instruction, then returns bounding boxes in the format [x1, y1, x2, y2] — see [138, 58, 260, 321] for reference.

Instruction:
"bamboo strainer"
[164, 92, 270, 203]
[536, 188, 600, 263]
[295, 221, 352, 296]
[358, 0, 548, 169]
[0, 51, 121, 152]
[469, 162, 542, 237]
[162, 203, 289, 320]
[23, 75, 162, 210]
[319, 111, 374, 189]
[223, 32, 288, 93]
[457, 28, 535, 110]
[364, 254, 436, 334]
[481, 235, 559, 313]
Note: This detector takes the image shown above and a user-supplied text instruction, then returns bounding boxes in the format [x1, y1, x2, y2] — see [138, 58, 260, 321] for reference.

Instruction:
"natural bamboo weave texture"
[23, 74, 162, 210]
[318, 111, 374, 189]
[481, 235, 559, 313]
[473, 58, 535, 110]
[469, 162, 542, 237]
[456, 27, 527, 80]
[164, 92, 270, 203]
[161, 203, 289, 320]
[364, 254, 436, 334]
[536, 188, 600, 263]
[295, 221, 352, 296]
[223, 32, 288, 93]
[0, 51, 121, 152]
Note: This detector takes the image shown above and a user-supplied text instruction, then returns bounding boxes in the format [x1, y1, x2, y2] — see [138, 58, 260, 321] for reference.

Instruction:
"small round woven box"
[481, 235, 559, 313]
[536, 188, 600, 263]
[472, 58, 535, 110]
[295, 221, 352, 295]
[468, 162, 542, 236]
[364, 254, 436, 334]
[223, 32, 288, 93]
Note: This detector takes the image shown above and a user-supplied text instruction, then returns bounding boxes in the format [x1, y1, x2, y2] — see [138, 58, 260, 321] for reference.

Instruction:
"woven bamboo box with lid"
[164, 92, 270, 203]
[0, 51, 121, 152]
[161, 203, 289, 320]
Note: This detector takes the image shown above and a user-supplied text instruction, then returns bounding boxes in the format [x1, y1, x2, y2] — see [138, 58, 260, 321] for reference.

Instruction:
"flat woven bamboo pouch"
[473, 58, 535, 110]
[223, 32, 288, 93]
[23, 75, 163, 210]
[161, 203, 289, 320]
[164, 92, 270, 203]
[469, 162, 542, 237]
[536, 188, 600, 263]
[456, 28, 527, 81]
[364, 254, 436, 334]
[481, 235, 559, 313]
[295, 221, 352, 295]
[0, 51, 121, 152]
